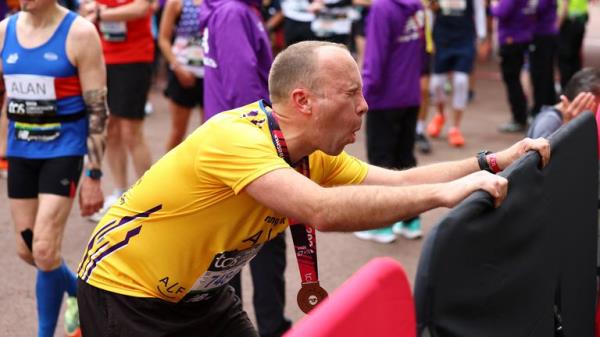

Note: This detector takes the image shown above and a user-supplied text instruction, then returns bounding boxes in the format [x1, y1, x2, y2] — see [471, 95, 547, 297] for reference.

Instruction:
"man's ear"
[290, 88, 312, 116]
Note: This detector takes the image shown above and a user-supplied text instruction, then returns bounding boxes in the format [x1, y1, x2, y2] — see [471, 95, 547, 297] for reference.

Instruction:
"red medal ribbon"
[264, 103, 328, 313]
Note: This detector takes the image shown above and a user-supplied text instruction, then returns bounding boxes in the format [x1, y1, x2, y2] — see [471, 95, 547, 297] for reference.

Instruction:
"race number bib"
[100, 21, 127, 42]
[522, 0, 538, 15]
[311, 8, 353, 37]
[440, 0, 466, 15]
[172, 36, 205, 77]
[4, 74, 59, 118]
[191, 245, 263, 291]
[4, 75, 61, 142]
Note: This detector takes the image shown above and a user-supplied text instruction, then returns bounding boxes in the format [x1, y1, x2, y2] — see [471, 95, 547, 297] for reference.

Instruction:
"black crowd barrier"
[415, 112, 599, 337]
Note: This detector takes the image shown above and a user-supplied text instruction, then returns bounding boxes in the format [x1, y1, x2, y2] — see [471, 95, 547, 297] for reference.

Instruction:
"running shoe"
[498, 120, 526, 133]
[426, 114, 445, 138]
[0, 157, 7, 179]
[354, 227, 396, 244]
[448, 127, 465, 147]
[415, 133, 431, 154]
[392, 218, 423, 240]
[88, 193, 119, 223]
[64, 297, 81, 337]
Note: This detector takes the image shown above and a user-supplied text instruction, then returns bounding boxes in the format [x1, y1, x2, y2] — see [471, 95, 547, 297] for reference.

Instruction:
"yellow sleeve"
[310, 151, 369, 187]
[196, 119, 291, 195]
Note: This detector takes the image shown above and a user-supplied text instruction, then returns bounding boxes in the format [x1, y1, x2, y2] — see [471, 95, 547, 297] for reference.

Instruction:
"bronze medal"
[297, 282, 328, 314]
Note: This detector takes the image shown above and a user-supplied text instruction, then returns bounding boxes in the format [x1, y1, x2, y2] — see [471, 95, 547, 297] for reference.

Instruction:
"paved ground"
[1, 6, 600, 336]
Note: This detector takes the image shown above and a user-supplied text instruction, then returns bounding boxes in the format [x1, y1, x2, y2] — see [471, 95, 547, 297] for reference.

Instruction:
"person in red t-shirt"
[82, 0, 155, 220]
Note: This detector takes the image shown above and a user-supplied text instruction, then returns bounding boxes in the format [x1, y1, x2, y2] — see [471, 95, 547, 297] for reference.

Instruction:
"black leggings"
[366, 106, 419, 170]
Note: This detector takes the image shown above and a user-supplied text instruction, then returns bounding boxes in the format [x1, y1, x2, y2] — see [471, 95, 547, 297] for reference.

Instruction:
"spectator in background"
[492, 0, 536, 133]
[81, 0, 155, 221]
[281, 0, 316, 45]
[529, 0, 558, 117]
[308, 0, 356, 45]
[158, 0, 205, 151]
[0, 0, 19, 179]
[528, 68, 600, 138]
[262, 0, 286, 55]
[426, 0, 487, 147]
[415, 0, 433, 154]
[557, 0, 589, 90]
[351, 1, 370, 71]
[354, 0, 425, 243]
[59, 0, 80, 10]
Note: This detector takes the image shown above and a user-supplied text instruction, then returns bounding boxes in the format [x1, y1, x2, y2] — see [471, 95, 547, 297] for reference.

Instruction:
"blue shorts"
[433, 43, 475, 74]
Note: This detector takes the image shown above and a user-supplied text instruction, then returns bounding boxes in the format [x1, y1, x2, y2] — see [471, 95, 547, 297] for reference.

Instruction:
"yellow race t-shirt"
[78, 100, 368, 302]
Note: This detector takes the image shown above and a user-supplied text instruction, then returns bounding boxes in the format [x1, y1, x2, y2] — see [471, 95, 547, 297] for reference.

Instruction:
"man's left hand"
[496, 137, 551, 171]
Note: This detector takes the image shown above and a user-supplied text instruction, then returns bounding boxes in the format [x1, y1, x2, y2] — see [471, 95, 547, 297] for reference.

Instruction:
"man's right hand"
[443, 171, 509, 208]
[79, 177, 104, 217]
[561, 92, 596, 122]
[173, 65, 196, 88]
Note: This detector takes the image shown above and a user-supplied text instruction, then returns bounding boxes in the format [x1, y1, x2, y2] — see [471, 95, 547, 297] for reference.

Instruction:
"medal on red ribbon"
[264, 104, 329, 313]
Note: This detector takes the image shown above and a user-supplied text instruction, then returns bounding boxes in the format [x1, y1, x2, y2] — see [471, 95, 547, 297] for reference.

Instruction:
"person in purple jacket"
[199, 2, 291, 337]
[0, 2, 7, 20]
[529, 0, 558, 117]
[200, 0, 272, 119]
[353, 0, 426, 243]
[492, 0, 536, 132]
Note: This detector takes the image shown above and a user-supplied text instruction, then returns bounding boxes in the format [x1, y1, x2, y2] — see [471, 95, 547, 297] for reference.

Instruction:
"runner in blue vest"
[0, 1, 108, 335]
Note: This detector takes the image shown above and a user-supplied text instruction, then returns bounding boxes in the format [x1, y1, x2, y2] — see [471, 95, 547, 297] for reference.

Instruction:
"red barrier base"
[284, 257, 416, 337]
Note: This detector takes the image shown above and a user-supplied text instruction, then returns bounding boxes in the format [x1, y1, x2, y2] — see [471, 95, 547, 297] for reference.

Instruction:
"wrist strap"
[477, 150, 493, 173]
[487, 153, 501, 173]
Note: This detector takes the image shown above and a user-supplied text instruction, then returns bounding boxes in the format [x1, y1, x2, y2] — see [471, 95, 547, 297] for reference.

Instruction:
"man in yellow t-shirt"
[77, 41, 550, 337]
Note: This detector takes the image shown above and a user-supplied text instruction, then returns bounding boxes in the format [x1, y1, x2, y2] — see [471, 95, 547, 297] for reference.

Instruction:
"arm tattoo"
[84, 88, 109, 168]
[0, 79, 5, 109]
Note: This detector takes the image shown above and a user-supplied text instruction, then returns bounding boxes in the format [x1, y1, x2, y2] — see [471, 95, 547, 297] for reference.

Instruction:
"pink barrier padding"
[596, 282, 600, 337]
[595, 105, 600, 157]
[284, 257, 416, 337]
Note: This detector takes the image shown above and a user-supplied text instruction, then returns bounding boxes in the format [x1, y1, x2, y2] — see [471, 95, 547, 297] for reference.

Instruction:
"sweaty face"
[310, 48, 368, 155]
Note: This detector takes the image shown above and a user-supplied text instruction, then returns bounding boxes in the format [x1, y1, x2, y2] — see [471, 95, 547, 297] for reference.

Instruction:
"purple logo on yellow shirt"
[241, 110, 266, 128]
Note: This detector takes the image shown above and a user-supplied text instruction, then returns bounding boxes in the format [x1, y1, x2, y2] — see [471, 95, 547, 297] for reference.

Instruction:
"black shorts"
[433, 42, 476, 74]
[107, 62, 153, 120]
[352, 7, 369, 38]
[421, 51, 432, 76]
[7, 156, 83, 199]
[78, 280, 258, 337]
[164, 69, 204, 108]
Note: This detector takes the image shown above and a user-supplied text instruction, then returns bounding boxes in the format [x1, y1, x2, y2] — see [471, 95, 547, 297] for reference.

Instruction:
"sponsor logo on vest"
[43, 52, 59, 61]
[6, 53, 18, 64]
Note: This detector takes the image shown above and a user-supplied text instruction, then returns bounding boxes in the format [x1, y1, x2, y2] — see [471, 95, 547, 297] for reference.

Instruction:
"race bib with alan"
[4, 74, 61, 142]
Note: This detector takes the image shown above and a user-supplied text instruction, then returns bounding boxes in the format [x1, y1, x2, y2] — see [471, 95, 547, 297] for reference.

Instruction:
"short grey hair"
[268, 41, 348, 104]
[563, 67, 600, 101]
